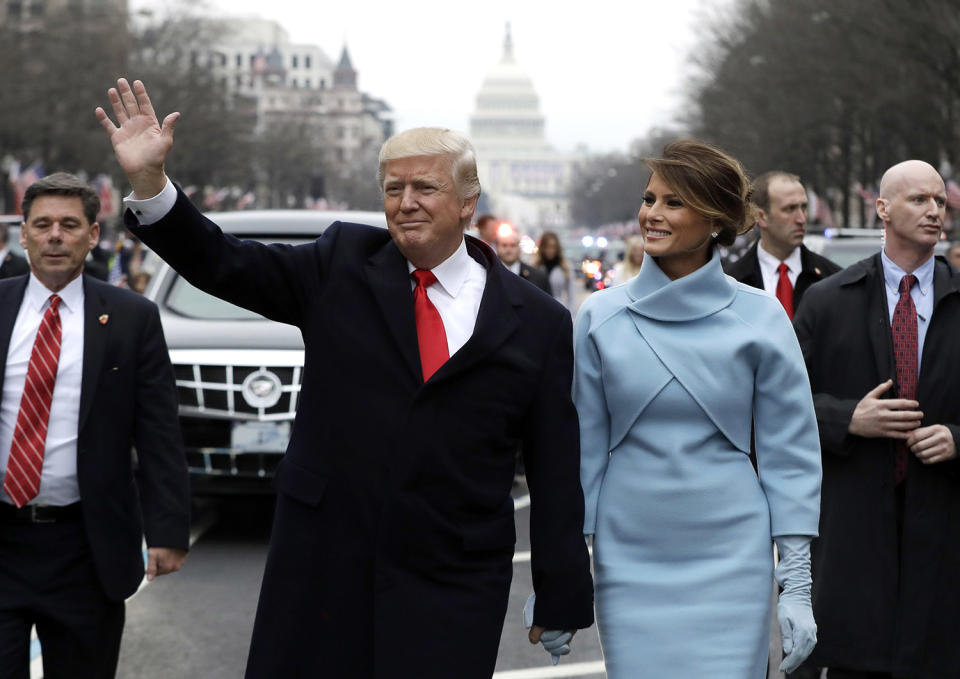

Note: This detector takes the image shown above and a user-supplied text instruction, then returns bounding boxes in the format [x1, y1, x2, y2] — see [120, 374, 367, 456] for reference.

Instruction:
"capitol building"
[470, 25, 578, 230]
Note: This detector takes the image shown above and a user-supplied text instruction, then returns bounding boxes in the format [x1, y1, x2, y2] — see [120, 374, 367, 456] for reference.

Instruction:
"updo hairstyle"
[644, 140, 756, 247]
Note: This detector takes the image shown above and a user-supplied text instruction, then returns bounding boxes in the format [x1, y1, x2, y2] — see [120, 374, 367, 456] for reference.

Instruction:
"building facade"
[470, 24, 577, 230]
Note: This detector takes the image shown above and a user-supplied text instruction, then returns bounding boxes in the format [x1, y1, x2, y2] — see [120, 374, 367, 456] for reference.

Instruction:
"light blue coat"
[573, 250, 821, 677]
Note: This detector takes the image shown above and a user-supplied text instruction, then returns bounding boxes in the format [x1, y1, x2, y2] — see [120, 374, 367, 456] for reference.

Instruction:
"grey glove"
[522, 593, 573, 665]
[775, 535, 817, 674]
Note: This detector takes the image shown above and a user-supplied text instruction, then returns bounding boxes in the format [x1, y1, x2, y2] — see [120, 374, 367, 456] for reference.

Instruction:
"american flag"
[946, 179, 960, 210]
[10, 162, 44, 215]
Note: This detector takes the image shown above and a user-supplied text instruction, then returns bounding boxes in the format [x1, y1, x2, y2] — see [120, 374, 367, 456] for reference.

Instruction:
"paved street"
[24, 481, 796, 678]
[107, 486, 606, 679]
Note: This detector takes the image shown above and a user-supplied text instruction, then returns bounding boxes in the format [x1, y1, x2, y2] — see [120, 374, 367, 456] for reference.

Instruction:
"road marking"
[29, 505, 219, 677]
[513, 550, 532, 563]
[514, 494, 531, 510]
[492, 660, 606, 678]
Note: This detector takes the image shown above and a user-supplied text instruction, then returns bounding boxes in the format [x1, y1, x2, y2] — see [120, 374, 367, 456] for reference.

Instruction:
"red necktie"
[776, 262, 794, 320]
[412, 270, 449, 381]
[892, 274, 918, 484]
[4, 294, 62, 507]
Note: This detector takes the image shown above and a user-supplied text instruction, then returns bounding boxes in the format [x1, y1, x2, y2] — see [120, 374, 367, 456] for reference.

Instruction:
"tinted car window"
[165, 276, 264, 320]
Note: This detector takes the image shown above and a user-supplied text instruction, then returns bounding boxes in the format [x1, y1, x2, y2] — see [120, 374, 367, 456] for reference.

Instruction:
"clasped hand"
[849, 380, 956, 463]
[523, 594, 574, 665]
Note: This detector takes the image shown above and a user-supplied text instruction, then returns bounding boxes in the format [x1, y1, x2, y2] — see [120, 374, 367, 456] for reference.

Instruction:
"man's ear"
[876, 198, 889, 222]
[460, 193, 479, 222]
[755, 208, 769, 230]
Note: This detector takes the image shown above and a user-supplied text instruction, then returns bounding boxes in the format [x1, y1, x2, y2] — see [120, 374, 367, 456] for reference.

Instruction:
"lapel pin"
[814, 267, 822, 276]
[99, 314, 109, 325]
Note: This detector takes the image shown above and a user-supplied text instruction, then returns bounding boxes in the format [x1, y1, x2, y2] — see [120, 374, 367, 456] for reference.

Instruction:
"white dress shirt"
[881, 249, 934, 373]
[756, 242, 802, 294]
[408, 239, 486, 357]
[0, 274, 85, 506]
[125, 177, 488, 357]
[505, 261, 521, 275]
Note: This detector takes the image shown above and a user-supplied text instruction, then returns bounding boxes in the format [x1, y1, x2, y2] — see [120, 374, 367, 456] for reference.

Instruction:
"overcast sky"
[133, 0, 716, 154]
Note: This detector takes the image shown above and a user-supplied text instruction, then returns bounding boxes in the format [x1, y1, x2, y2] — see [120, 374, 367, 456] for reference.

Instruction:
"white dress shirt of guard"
[0, 273, 84, 506]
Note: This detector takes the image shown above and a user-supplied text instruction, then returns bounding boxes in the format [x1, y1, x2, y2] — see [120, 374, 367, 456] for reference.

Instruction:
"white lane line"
[514, 494, 531, 510]
[492, 660, 606, 678]
[29, 506, 218, 678]
[513, 550, 532, 563]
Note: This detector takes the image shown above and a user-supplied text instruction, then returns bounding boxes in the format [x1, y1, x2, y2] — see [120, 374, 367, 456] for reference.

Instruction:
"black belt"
[0, 501, 82, 524]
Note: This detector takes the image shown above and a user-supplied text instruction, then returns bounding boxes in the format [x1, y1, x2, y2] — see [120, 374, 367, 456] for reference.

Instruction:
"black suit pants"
[0, 514, 124, 679]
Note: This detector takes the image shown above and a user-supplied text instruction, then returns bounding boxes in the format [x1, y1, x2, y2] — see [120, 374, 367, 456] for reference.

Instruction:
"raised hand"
[95, 78, 179, 199]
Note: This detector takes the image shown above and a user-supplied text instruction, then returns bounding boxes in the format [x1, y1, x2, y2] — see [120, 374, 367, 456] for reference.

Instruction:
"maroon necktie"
[776, 263, 794, 320]
[891, 275, 918, 484]
[412, 270, 449, 381]
[4, 294, 62, 507]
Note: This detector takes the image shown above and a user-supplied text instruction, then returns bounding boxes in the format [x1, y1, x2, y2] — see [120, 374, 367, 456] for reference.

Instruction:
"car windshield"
[165, 276, 265, 320]
[162, 236, 313, 321]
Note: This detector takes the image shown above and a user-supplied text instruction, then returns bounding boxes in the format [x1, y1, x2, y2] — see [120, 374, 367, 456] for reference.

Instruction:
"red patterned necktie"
[412, 270, 449, 381]
[4, 294, 62, 507]
[775, 262, 794, 320]
[892, 274, 918, 484]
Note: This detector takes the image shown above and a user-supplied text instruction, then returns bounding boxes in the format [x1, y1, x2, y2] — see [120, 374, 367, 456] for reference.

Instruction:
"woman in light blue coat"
[574, 140, 821, 678]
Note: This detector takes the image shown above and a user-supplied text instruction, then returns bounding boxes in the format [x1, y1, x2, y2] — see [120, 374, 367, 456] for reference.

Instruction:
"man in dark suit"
[474, 213, 499, 248]
[725, 171, 840, 318]
[97, 78, 593, 678]
[948, 240, 960, 270]
[795, 160, 960, 678]
[497, 225, 552, 294]
[0, 222, 29, 278]
[0, 173, 190, 678]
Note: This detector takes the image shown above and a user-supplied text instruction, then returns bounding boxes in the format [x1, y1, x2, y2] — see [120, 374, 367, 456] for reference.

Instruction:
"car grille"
[171, 353, 303, 480]
[173, 363, 301, 421]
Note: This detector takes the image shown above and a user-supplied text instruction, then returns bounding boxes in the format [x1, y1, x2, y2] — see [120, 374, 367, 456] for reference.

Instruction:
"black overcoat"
[794, 253, 960, 678]
[128, 189, 594, 679]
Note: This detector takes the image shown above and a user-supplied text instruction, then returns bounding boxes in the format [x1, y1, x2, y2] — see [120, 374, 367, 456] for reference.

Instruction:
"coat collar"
[0, 274, 108, 433]
[836, 253, 900, 390]
[79, 275, 110, 431]
[364, 238, 423, 385]
[798, 244, 828, 278]
[626, 248, 737, 321]
[364, 234, 521, 387]
[0, 276, 29, 396]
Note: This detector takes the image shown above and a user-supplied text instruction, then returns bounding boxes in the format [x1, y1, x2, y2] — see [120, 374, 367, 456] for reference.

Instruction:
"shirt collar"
[25, 272, 84, 314]
[406, 237, 470, 297]
[0, 247, 8, 262]
[757, 241, 802, 273]
[881, 248, 934, 297]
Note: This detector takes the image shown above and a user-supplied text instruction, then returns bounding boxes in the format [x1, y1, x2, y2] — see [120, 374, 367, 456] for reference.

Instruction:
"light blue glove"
[775, 535, 817, 674]
[523, 593, 573, 665]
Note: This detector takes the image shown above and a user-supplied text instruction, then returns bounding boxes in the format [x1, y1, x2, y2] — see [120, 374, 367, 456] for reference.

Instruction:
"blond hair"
[377, 127, 481, 201]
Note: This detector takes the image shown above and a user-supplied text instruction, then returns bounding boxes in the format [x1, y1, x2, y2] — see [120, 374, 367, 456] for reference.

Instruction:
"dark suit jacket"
[517, 261, 552, 294]
[795, 254, 960, 677]
[724, 242, 841, 310]
[0, 273, 190, 601]
[0, 251, 29, 279]
[128, 188, 594, 679]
